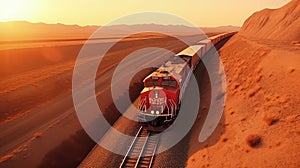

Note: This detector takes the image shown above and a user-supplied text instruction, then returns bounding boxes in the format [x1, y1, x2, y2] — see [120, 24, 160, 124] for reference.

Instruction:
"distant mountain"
[101, 24, 200, 36]
[101, 24, 239, 35]
[0, 21, 240, 41]
[239, 0, 300, 41]
[0, 21, 99, 41]
[202, 26, 240, 33]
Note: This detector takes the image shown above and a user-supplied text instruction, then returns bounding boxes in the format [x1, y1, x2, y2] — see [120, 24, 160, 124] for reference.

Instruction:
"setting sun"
[0, 0, 37, 21]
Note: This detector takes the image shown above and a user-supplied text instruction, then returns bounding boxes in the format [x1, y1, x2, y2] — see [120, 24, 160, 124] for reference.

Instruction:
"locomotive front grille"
[149, 97, 166, 105]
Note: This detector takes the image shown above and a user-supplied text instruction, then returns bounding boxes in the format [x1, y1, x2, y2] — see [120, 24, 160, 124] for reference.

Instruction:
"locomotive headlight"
[156, 111, 160, 114]
[151, 110, 154, 114]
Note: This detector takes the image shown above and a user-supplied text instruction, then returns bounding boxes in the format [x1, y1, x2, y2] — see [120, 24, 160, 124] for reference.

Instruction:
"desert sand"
[0, 32, 203, 167]
[1, 0, 299, 167]
[187, 0, 300, 167]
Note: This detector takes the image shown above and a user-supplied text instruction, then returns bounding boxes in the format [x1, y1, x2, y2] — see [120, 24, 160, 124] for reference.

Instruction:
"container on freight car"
[175, 45, 203, 70]
[197, 39, 212, 53]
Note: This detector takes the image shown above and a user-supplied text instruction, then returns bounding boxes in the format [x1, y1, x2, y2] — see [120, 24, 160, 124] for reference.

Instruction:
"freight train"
[138, 32, 236, 131]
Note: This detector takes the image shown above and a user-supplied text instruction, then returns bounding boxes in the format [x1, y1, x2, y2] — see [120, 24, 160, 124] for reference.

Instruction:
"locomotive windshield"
[145, 79, 177, 87]
[162, 80, 177, 87]
[145, 80, 159, 87]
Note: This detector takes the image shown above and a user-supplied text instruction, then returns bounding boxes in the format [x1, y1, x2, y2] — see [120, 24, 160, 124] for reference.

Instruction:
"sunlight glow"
[0, 0, 36, 21]
[0, 0, 292, 26]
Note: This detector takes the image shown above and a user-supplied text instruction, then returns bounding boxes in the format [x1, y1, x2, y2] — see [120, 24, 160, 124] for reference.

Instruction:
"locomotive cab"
[138, 54, 191, 131]
[138, 72, 180, 129]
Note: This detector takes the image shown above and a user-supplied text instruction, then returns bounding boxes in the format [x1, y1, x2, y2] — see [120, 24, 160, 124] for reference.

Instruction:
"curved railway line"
[79, 32, 236, 167]
[119, 126, 160, 168]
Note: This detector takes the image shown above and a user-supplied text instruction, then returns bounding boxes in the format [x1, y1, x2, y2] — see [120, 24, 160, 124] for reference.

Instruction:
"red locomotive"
[138, 32, 236, 131]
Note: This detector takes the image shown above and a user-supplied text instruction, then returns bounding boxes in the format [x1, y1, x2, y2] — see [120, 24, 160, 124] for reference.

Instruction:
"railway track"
[119, 126, 160, 168]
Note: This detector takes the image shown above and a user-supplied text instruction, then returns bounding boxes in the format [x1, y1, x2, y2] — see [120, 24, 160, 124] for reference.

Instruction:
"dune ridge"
[187, 0, 300, 167]
[239, 0, 300, 42]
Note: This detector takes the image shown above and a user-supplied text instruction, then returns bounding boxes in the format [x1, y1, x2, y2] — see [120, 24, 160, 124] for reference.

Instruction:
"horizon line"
[0, 20, 242, 28]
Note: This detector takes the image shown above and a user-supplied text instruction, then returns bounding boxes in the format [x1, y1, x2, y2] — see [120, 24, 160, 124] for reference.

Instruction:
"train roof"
[197, 39, 211, 45]
[143, 42, 208, 84]
[209, 33, 226, 40]
[143, 56, 187, 83]
[161, 59, 186, 76]
[175, 45, 204, 57]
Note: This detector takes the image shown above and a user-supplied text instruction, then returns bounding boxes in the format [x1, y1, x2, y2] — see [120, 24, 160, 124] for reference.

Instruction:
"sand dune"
[188, 1, 300, 167]
[239, 0, 300, 42]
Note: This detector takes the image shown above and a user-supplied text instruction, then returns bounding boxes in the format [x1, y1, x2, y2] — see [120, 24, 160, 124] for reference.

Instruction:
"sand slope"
[188, 1, 300, 167]
[239, 0, 300, 42]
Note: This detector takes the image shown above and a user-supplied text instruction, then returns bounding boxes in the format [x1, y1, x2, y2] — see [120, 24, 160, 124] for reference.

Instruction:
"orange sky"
[0, 0, 292, 27]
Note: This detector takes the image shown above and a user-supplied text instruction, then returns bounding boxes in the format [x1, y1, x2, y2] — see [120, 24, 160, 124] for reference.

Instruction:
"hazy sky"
[0, 0, 291, 27]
